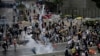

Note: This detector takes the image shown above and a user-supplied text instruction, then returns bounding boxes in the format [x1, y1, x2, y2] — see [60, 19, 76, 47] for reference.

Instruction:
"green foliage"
[92, 0, 100, 8]
[92, 0, 98, 2]
[45, 1, 57, 12]
[38, 1, 57, 12]
[0, 0, 1, 3]
[53, 0, 63, 5]
[96, 3, 100, 8]
[52, 0, 63, 13]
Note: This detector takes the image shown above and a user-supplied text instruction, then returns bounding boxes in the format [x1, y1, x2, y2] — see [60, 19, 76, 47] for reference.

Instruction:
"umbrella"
[21, 21, 31, 27]
[65, 15, 71, 17]
[75, 17, 83, 20]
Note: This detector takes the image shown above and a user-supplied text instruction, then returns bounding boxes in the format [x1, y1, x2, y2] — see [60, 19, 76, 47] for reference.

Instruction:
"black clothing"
[2, 43, 8, 51]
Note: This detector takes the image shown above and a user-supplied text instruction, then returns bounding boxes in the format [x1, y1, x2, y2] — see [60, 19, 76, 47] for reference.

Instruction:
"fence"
[62, 8, 100, 18]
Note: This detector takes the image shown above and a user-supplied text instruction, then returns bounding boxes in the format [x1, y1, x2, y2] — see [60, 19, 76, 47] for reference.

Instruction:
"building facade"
[1, 0, 100, 18]
[62, 0, 100, 17]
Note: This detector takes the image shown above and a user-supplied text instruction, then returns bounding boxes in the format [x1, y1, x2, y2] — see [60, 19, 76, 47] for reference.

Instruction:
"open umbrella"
[21, 21, 31, 27]
[75, 17, 83, 20]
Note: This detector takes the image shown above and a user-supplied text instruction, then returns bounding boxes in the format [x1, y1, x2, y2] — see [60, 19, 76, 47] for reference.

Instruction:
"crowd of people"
[24, 16, 100, 56]
[0, 1, 54, 51]
[0, 23, 23, 51]
[64, 23, 100, 56]
[0, 1, 100, 56]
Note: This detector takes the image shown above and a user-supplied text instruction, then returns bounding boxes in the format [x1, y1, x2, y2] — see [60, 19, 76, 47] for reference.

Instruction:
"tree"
[92, 0, 98, 2]
[53, 0, 63, 12]
[92, 0, 100, 8]
[53, 0, 63, 6]
[37, 1, 57, 12]
[96, 3, 100, 8]
[0, 0, 2, 7]
[0, 0, 1, 3]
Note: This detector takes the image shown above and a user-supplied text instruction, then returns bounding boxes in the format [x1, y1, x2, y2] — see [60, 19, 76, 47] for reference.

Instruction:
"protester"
[2, 41, 8, 51]
[0, 2, 100, 56]
[65, 48, 71, 56]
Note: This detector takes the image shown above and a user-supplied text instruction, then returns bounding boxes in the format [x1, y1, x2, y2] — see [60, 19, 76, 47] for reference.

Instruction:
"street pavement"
[0, 41, 100, 56]
[0, 42, 67, 56]
[0, 37, 100, 56]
